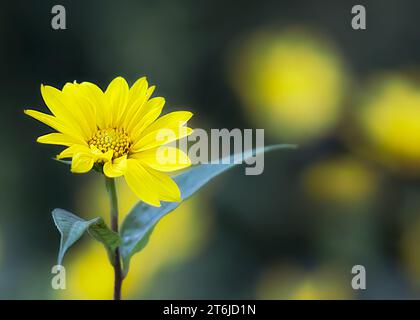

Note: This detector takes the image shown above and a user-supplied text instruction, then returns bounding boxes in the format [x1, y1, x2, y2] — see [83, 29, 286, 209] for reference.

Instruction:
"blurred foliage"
[401, 214, 420, 286]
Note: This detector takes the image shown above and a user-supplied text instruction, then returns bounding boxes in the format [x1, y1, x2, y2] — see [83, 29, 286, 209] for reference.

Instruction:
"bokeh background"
[2, 0, 420, 299]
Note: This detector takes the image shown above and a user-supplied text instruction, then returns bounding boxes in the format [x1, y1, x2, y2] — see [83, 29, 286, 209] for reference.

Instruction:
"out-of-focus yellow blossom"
[357, 73, 420, 171]
[257, 264, 353, 300]
[59, 242, 113, 299]
[230, 28, 346, 142]
[301, 157, 378, 204]
[59, 178, 211, 299]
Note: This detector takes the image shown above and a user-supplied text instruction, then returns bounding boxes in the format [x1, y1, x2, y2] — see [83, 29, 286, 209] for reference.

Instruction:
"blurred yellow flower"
[301, 157, 378, 204]
[357, 73, 420, 171]
[230, 28, 346, 142]
[25, 76, 193, 207]
[257, 264, 353, 300]
[59, 178, 211, 299]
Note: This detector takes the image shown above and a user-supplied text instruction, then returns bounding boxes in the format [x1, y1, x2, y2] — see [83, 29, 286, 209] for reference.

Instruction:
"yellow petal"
[128, 77, 148, 105]
[145, 167, 182, 202]
[129, 97, 166, 141]
[142, 111, 193, 137]
[61, 83, 97, 136]
[71, 152, 94, 173]
[57, 144, 91, 159]
[131, 127, 193, 153]
[130, 147, 191, 172]
[40, 84, 69, 118]
[24, 109, 85, 143]
[103, 155, 128, 178]
[124, 159, 162, 207]
[125, 86, 157, 133]
[79, 82, 107, 129]
[130, 111, 193, 152]
[41, 84, 92, 139]
[122, 77, 149, 129]
[37, 133, 84, 147]
[89, 146, 114, 163]
[105, 77, 129, 127]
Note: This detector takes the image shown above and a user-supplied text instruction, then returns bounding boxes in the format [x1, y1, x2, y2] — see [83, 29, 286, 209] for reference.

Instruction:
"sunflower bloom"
[25, 76, 193, 207]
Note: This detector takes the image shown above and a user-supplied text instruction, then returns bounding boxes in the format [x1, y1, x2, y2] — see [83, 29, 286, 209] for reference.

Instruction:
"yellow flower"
[230, 28, 346, 142]
[25, 77, 193, 207]
[301, 157, 378, 205]
[257, 264, 353, 300]
[357, 73, 420, 171]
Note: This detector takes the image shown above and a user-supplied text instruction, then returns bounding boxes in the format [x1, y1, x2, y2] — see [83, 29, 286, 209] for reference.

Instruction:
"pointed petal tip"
[185, 111, 193, 121]
[142, 197, 162, 208]
[23, 109, 41, 118]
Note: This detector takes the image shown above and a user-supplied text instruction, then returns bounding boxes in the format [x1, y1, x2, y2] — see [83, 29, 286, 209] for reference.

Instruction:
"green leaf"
[52, 208, 120, 266]
[120, 144, 296, 275]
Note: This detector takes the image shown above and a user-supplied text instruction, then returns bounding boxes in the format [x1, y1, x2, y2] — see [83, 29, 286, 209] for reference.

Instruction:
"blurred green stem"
[105, 177, 123, 300]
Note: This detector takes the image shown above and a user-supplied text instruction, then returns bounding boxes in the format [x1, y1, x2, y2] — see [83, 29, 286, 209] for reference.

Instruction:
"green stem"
[105, 177, 124, 300]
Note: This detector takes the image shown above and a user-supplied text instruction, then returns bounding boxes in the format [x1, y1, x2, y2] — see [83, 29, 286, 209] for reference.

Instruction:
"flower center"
[88, 128, 131, 159]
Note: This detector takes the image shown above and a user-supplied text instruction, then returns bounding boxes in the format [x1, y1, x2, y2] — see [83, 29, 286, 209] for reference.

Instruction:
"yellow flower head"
[357, 73, 420, 171]
[230, 28, 346, 143]
[25, 76, 193, 207]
